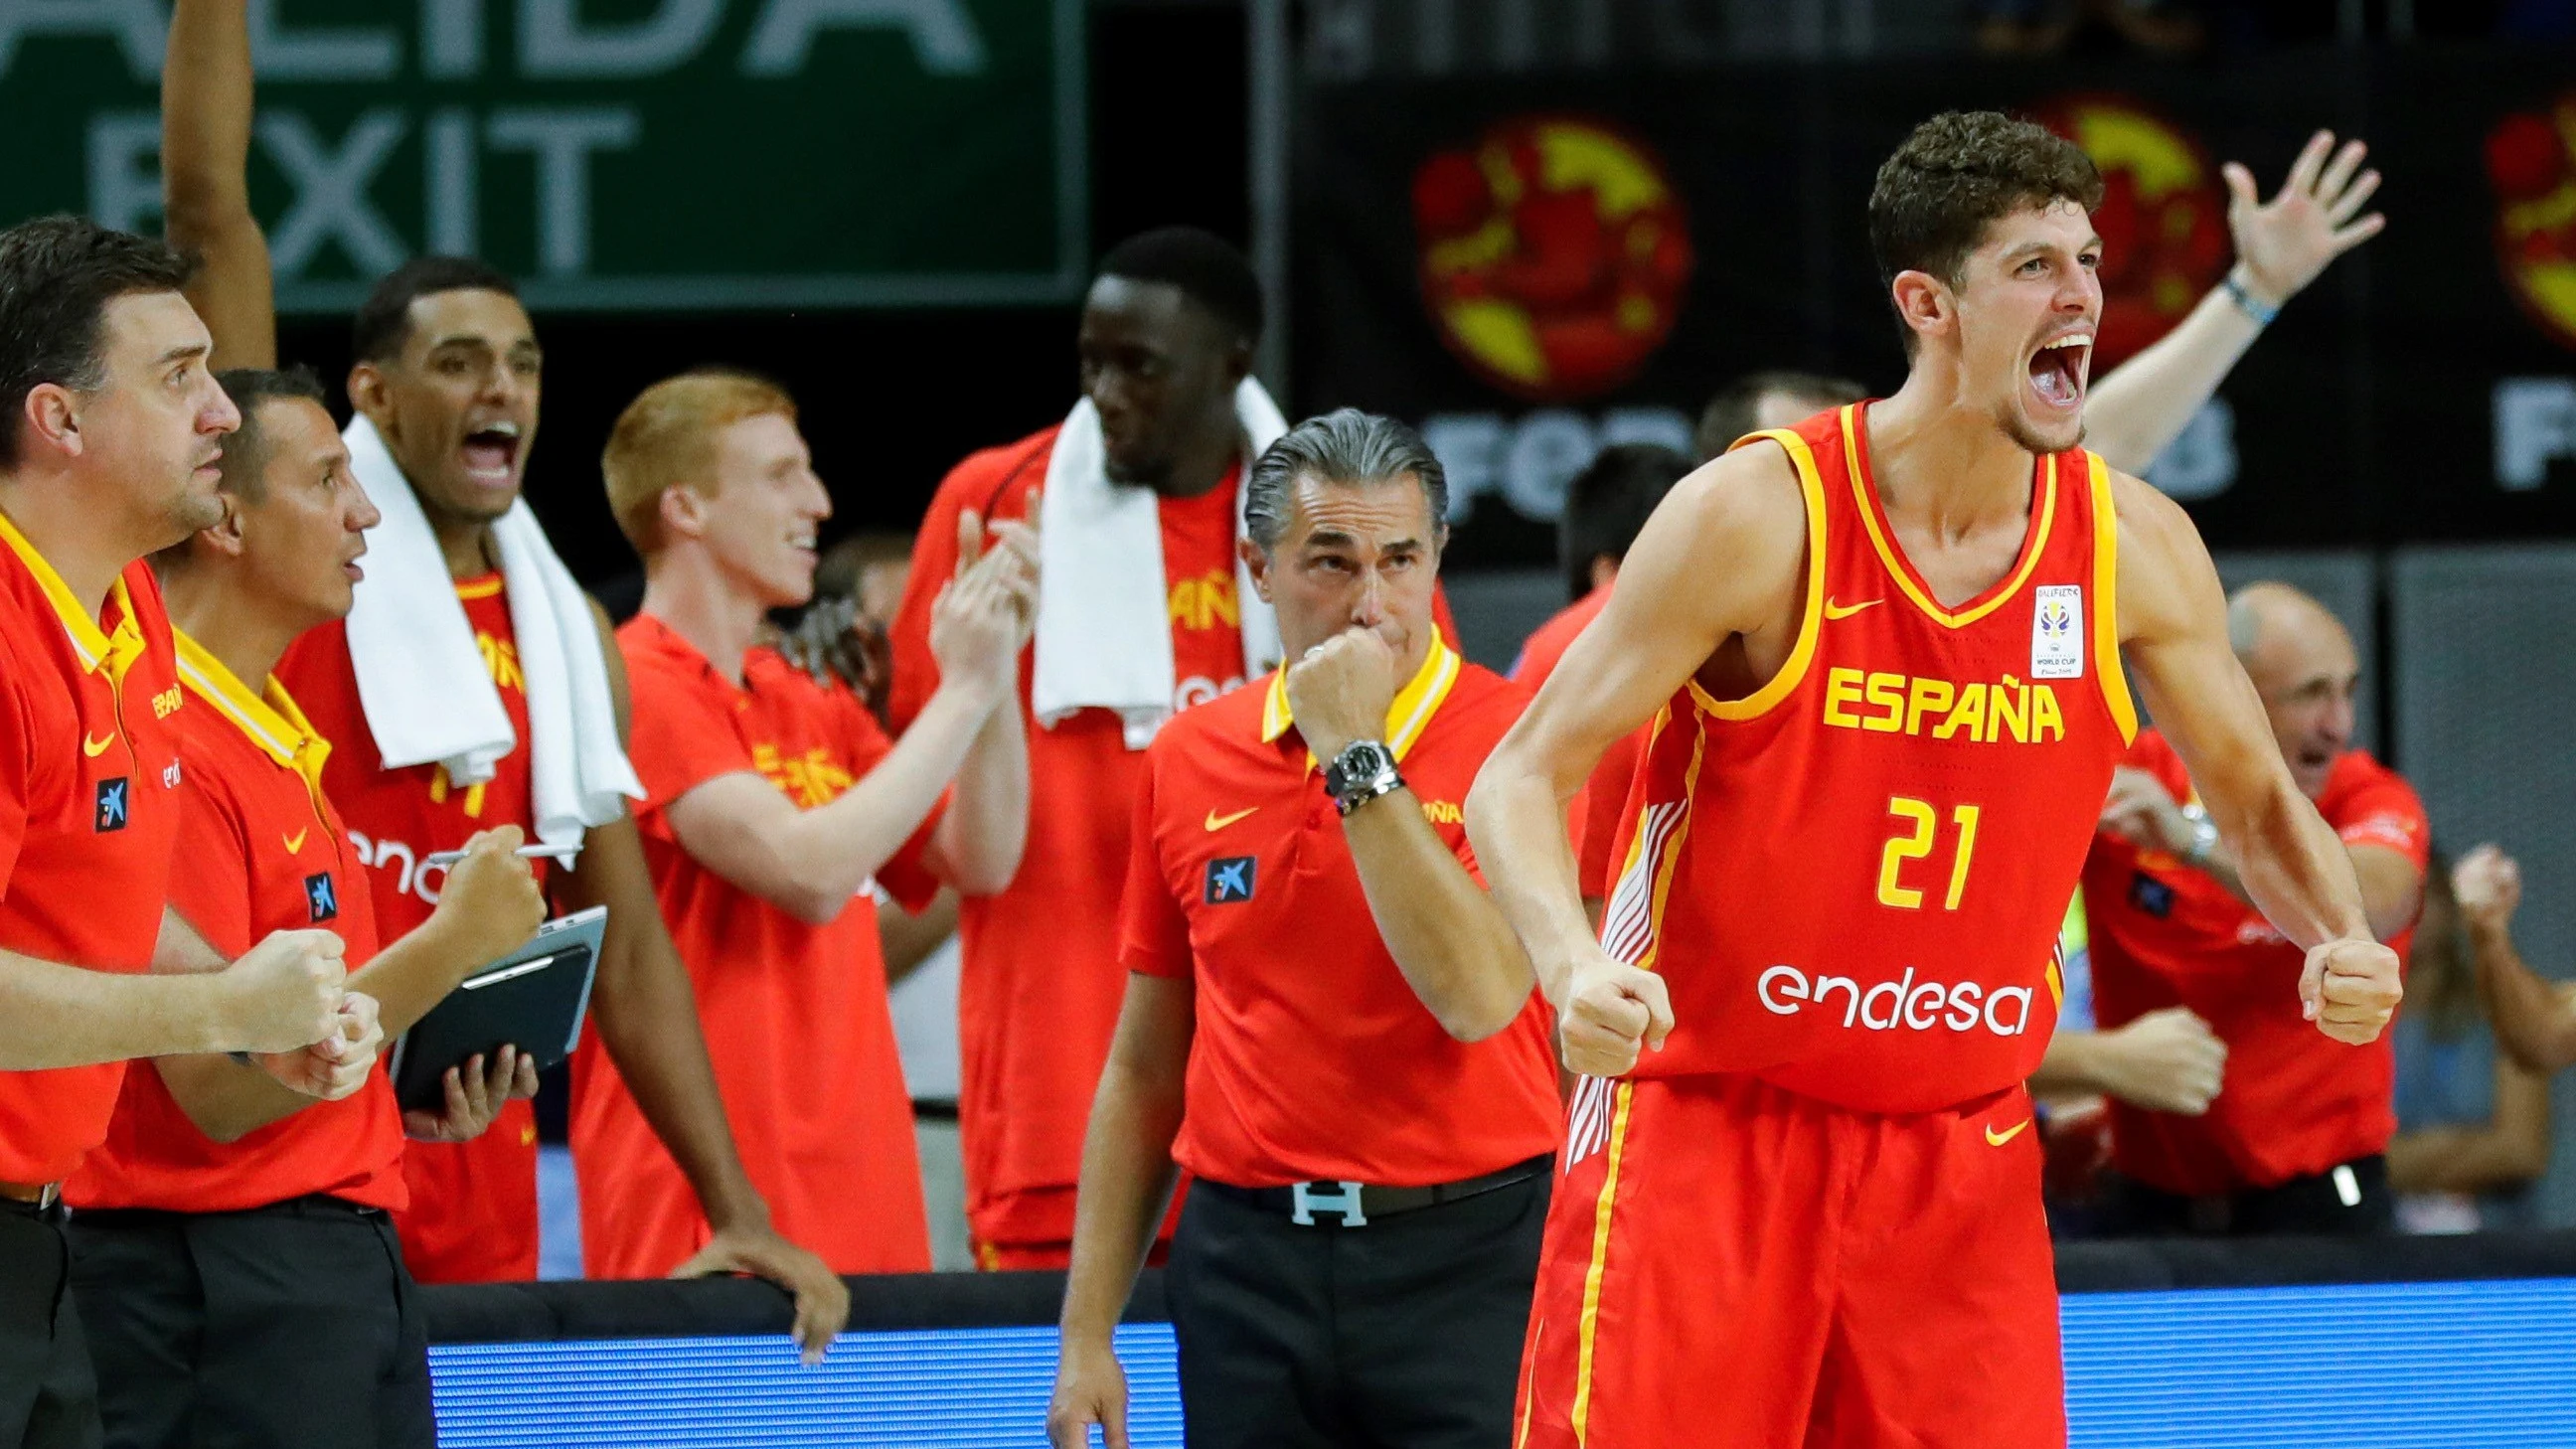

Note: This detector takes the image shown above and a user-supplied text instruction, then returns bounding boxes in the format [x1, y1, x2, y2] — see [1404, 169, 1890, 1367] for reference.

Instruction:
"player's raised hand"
[2224, 129, 2385, 307]
[216, 928, 349, 1053]
[2453, 844, 2523, 928]
[2299, 937, 2402, 1045]
[930, 508, 1034, 710]
[1558, 952, 1674, 1077]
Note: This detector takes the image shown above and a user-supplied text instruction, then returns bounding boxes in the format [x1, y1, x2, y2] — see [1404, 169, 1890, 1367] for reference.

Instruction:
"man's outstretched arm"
[162, 0, 275, 370]
[2083, 130, 2383, 474]
[2109, 471, 2400, 1043]
[1466, 443, 1807, 1075]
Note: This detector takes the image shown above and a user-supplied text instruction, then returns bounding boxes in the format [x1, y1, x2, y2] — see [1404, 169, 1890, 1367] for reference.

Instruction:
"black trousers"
[68, 1198, 434, 1449]
[1168, 1169, 1549, 1449]
[2098, 1154, 2394, 1236]
[0, 1204, 98, 1449]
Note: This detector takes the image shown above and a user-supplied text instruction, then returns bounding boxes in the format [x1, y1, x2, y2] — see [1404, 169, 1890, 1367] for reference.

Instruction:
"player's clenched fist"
[1558, 953, 1674, 1078]
[2299, 937, 2402, 1045]
[217, 928, 350, 1053]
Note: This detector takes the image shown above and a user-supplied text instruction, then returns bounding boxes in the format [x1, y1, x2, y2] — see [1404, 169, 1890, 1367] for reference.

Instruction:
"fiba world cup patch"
[2030, 585, 2084, 680]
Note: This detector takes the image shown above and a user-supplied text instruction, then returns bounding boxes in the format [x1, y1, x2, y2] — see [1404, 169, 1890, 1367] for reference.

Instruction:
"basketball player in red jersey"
[158, 0, 846, 1352]
[1466, 112, 2403, 1448]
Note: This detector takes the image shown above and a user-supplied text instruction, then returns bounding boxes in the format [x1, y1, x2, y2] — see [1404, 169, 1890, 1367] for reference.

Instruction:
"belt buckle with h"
[1290, 1180, 1368, 1226]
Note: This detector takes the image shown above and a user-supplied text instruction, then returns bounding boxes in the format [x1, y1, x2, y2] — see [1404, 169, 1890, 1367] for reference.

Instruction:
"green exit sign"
[0, 0, 1083, 310]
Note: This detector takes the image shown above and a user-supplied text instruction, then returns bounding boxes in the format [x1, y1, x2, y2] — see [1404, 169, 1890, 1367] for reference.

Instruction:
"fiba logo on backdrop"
[2484, 95, 2576, 350]
[1409, 116, 1693, 402]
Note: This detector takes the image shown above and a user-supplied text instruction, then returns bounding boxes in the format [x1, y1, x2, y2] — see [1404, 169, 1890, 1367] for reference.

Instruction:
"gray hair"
[1244, 407, 1448, 552]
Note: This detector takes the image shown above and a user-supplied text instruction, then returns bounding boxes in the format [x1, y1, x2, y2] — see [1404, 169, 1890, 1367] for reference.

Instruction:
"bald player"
[1467, 112, 2400, 1448]
[2083, 582, 2427, 1234]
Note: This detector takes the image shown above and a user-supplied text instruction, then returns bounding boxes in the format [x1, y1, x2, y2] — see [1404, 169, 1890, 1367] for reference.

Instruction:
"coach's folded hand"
[1046, 1340, 1130, 1449]
[254, 989, 384, 1102]
[1559, 951, 1673, 1078]
[217, 928, 349, 1053]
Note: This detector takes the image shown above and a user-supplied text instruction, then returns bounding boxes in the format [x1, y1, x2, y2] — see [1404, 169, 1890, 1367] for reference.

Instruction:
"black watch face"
[1332, 742, 1392, 787]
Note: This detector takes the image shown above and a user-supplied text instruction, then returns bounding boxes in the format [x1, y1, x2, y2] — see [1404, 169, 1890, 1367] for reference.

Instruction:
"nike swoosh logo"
[284, 830, 307, 854]
[1205, 806, 1259, 832]
[1824, 597, 1883, 621]
[1985, 1119, 2032, 1147]
[81, 732, 114, 757]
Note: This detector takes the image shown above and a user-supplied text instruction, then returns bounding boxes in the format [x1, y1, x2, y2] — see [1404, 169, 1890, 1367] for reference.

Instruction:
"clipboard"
[387, 906, 607, 1115]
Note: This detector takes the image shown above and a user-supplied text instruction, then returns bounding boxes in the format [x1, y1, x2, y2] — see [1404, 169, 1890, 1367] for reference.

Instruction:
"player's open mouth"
[2026, 333, 2091, 411]
[461, 420, 522, 484]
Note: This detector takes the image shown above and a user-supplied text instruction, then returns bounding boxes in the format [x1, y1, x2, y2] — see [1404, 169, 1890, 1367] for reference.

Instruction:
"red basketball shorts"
[1515, 1073, 2063, 1449]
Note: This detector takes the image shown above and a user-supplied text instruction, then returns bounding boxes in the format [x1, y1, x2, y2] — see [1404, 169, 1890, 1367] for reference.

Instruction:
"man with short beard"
[0, 217, 361, 1449]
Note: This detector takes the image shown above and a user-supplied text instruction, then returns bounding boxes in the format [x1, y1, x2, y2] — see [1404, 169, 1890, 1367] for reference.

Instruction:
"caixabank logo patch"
[1410, 116, 1693, 402]
[2034, 94, 2229, 370]
[2487, 96, 2576, 351]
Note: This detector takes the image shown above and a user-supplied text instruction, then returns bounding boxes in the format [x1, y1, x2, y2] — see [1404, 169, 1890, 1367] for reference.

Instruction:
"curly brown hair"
[1868, 111, 2103, 300]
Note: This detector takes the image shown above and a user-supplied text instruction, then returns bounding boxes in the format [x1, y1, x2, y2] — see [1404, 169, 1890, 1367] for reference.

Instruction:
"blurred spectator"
[1692, 371, 1867, 462]
[2081, 582, 2427, 1235]
[2386, 851, 2551, 1233]
[2450, 844, 2576, 1073]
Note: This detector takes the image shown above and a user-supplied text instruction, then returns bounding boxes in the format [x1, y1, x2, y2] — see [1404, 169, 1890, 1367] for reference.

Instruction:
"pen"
[423, 844, 583, 867]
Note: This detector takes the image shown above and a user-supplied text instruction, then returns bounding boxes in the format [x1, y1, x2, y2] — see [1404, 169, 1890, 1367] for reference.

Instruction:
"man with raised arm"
[1465, 112, 2400, 1448]
[159, 0, 847, 1351]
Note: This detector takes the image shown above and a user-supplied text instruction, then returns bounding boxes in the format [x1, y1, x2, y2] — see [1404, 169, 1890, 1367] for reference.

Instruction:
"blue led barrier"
[430, 1279, 2576, 1448]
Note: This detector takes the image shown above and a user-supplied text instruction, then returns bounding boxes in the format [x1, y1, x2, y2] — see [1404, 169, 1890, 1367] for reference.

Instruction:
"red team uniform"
[2084, 732, 2428, 1198]
[570, 615, 937, 1277]
[1518, 406, 2134, 1449]
[0, 516, 187, 1190]
[69, 633, 399, 1217]
[278, 573, 545, 1282]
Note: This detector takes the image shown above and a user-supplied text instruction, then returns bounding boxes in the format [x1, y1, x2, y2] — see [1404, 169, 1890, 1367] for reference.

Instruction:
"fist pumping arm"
[2109, 472, 2399, 1045]
[1467, 442, 1810, 1075]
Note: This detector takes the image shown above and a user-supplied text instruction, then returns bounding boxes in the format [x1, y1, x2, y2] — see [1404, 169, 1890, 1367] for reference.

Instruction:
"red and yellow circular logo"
[2486, 96, 2576, 351]
[1411, 116, 1693, 402]
[2035, 95, 2229, 370]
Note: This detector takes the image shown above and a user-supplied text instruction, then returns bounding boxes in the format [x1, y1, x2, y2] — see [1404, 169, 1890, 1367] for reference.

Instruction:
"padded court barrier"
[422, 1232, 2576, 1446]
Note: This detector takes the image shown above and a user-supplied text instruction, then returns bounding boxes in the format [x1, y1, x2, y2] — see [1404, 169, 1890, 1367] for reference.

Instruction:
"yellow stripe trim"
[174, 629, 335, 815]
[0, 506, 141, 680]
[453, 574, 505, 601]
[1840, 405, 2058, 630]
[1569, 1081, 1636, 1445]
[2088, 453, 2139, 744]
[1261, 627, 1462, 765]
[1689, 427, 1829, 722]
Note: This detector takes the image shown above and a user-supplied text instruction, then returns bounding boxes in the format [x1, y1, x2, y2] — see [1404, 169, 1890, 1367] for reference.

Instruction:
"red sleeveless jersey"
[1599, 404, 2135, 1115]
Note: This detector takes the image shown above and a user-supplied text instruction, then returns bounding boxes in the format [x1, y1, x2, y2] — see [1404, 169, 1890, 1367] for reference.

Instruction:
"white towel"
[1031, 378, 1288, 748]
[341, 414, 643, 851]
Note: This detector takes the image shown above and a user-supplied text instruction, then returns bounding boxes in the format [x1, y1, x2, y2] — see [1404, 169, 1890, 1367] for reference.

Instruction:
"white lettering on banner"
[248, 0, 399, 81]
[86, 113, 162, 235]
[261, 109, 412, 276]
[421, 0, 485, 79]
[426, 108, 479, 254]
[522, 0, 725, 79]
[0, 0, 165, 82]
[486, 107, 642, 275]
[1755, 963, 2034, 1037]
[1423, 406, 1695, 526]
[2495, 378, 2576, 490]
[740, 0, 989, 77]
[2144, 397, 2236, 502]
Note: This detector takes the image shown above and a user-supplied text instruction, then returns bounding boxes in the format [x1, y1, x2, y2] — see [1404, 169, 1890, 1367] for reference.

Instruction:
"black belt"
[1196, 1154, 1551, 1227]
[73, 1194, 386, 1229]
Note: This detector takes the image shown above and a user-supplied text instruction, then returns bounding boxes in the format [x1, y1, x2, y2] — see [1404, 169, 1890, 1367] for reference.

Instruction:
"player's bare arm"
[1467, 441, 1807, 1075]
[1288, 626, 1531, 1041]
[2108, 470, 2400, 1044]
[2081, 131, 2383, 473]
[665, 516, 1036, 921]
[1048, 971, 1194, 1449]
[570, 596, 851, 1361]
[161, 0, 274, 370]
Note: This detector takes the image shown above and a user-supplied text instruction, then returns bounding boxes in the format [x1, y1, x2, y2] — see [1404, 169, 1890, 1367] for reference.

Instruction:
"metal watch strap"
[1325, 740, 1402, 817]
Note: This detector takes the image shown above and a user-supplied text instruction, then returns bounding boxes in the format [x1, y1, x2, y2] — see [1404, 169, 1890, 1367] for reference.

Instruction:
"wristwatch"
[1323, 739, 1403, 817]
[2178, 802, 2220, 867]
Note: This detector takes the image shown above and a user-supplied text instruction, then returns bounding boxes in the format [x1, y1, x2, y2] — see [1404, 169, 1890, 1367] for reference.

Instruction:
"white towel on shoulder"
[1031, 378, 1288, 748]
[341, 414, 642, 851]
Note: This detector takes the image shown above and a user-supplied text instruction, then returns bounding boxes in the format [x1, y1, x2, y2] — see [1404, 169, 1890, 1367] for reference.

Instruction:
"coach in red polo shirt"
[2084, 582, 2427, 1234]
[1048, 409, 1557, 1449]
